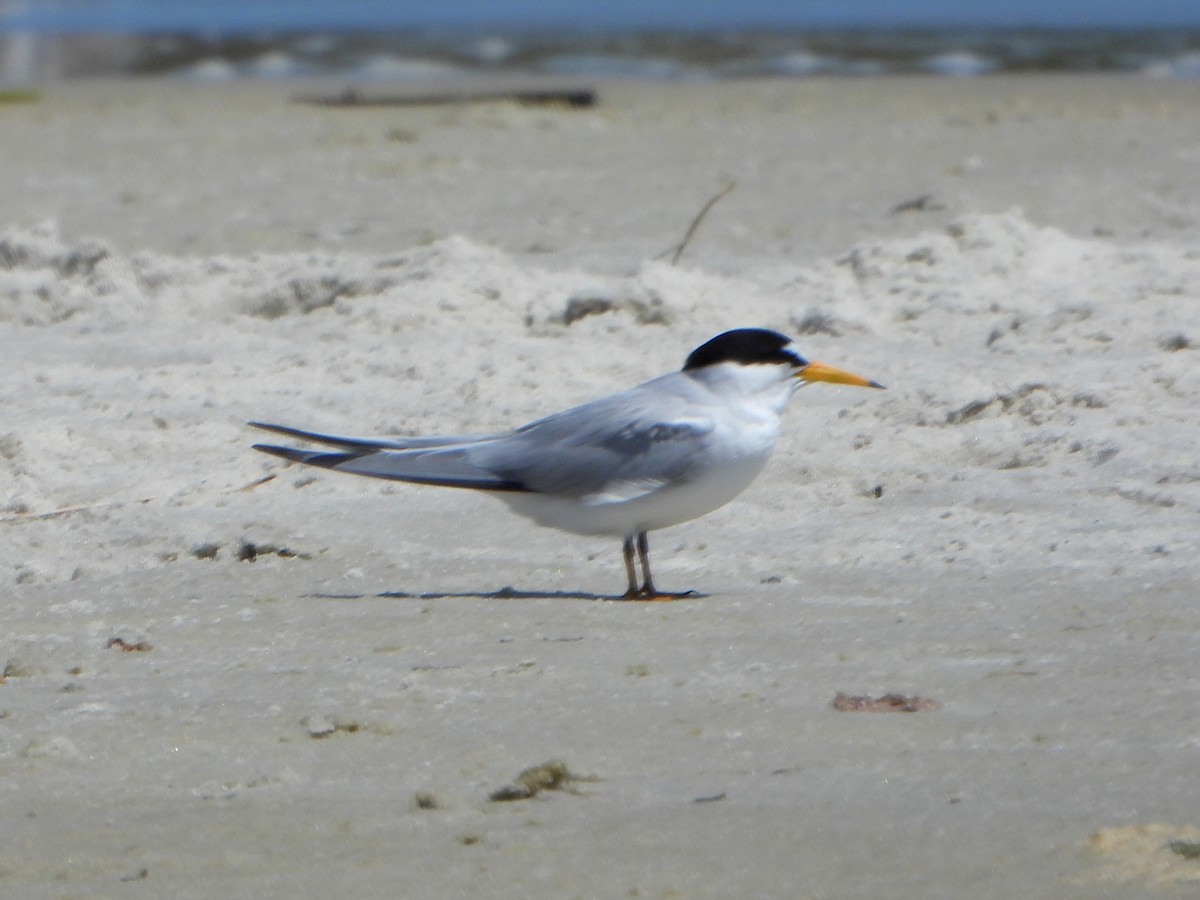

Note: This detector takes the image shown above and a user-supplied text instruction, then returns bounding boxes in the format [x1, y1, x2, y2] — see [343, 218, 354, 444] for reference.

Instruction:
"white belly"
[493, 449, 771, 537]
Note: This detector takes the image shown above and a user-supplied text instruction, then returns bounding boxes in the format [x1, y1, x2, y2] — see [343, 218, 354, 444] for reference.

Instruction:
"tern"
[251, 328, 883, 599]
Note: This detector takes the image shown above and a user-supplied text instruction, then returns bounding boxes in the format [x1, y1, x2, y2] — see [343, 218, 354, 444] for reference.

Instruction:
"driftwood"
[293, 87, 596, 109]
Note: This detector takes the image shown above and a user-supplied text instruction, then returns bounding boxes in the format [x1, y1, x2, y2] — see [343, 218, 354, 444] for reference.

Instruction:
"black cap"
[683, 328, 806, 372]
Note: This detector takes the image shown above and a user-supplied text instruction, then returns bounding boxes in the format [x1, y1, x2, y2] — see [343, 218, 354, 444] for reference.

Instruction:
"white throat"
[688, 362, 799, 417]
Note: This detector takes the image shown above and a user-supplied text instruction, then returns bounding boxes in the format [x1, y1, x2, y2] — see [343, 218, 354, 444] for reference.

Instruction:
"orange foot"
[620, 588, 700, 602]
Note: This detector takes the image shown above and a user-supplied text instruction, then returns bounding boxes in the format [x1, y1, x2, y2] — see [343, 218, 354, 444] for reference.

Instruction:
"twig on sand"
[657, 181, 736, 266]
[236, 474, 277, 492]
[2, 502, 111, 523]
[1, 475, 277, 524]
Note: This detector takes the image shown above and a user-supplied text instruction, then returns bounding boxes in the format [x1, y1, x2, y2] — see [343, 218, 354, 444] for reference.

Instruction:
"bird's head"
[683, 328, 884, 403]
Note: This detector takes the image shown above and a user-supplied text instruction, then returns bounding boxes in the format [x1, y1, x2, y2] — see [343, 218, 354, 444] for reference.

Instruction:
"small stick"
[236, 474, 277, 492]
[2, 502, 108, 523]
[2, 474, 278, 524]
[659, 181, 736, 266]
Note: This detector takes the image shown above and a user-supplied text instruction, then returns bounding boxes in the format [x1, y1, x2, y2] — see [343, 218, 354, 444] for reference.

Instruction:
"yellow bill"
[798, 360, 885, 389]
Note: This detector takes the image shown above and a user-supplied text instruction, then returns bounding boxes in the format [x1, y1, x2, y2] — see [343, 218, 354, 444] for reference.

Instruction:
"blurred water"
[1, 1, 1198, 83]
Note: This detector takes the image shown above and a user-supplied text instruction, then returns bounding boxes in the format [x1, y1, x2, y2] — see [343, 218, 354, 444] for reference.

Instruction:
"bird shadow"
[305, 586, 707, 602]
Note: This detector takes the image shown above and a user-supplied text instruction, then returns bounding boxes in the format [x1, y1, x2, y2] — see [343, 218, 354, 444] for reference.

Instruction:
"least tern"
[251, 328, 883, 599]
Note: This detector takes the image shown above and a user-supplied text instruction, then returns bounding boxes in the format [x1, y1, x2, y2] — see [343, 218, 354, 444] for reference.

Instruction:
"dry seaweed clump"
[0, 90, 39, 105]
[1168, 841, 1200, 860]
[106, 637, 153, 653]
[414, 791, 439, 810]
[1086, 824, 1200, 886]
[488, 760, 599, 802]
[832, 692, 941, 712]
[300, 714, 362, 739]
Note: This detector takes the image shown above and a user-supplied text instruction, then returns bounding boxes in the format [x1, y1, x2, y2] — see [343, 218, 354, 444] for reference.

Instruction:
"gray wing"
[464, 374, 716, 500]
[250, 372, 715, 499]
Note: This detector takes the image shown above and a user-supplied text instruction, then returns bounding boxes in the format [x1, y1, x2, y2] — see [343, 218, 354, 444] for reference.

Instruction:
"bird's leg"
[636, 530, 659, 597]
[620, 534, 641, 599]
[633, 530, 696, 601]
[617, 531, 695, 601]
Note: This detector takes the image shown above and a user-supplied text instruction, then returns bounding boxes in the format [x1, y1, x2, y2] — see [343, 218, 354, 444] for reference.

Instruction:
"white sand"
[2, 77, 1199, 897]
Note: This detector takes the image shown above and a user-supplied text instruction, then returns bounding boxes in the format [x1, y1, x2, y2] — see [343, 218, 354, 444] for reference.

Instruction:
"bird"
[250, 328, 883, 600]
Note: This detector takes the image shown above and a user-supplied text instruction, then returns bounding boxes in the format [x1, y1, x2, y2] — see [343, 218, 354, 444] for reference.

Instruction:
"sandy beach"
[3, 75, 1199, 897]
